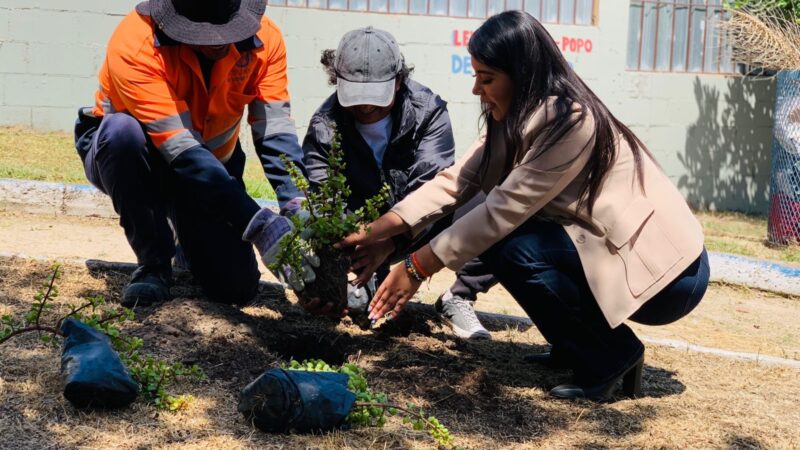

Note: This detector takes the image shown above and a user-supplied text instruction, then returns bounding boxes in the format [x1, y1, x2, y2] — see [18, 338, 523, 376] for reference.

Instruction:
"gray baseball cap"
[335, 27, 402, 108]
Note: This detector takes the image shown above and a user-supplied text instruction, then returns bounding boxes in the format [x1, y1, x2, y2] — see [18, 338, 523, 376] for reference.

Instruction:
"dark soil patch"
[302, 246, 350, 313]
[2, 256, 799, 449]
[268, 330, 354, 365]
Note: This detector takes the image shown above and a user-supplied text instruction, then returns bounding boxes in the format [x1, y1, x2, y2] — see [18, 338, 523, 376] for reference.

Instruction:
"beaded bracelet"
[411, 252, 431, 278]
[404, 256, 425, 282]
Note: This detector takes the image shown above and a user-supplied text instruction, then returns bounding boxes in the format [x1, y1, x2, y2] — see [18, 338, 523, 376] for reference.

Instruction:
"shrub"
[272, 131, 389, 313]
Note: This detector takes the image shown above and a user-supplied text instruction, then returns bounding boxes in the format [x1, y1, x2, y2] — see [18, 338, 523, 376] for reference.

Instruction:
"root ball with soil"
[271, 131, 389, 316]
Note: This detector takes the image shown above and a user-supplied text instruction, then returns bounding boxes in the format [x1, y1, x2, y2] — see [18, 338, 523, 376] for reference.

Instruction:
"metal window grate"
[626, 0, 736, 74]
[266, 0, 596, 23]
[769, 71, 800, 245]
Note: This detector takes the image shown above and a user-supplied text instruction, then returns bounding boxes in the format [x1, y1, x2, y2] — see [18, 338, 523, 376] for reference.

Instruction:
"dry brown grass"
[631, 281, 800, 361]
[1, 209, 798, 359]
[1, 257, 799, 449]
[722, 8, 800, 71]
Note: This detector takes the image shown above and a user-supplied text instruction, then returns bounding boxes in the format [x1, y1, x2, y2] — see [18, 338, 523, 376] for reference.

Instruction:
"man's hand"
[349, 239, 395, 287]
[336, 211, 409, 249]
[280, 196, 309, 221]
[243, 208, 319, 292]
[280, 196, 315, 241]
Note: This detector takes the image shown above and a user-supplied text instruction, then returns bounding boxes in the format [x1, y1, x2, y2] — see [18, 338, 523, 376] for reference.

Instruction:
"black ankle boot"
[523, 347, 574, 369]
[122, 264, 172, 308]
[549, 353, 644, 401]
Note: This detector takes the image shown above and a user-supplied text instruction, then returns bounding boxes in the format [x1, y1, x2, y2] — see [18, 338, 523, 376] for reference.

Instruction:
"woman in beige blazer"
[339, 11, 709, 401]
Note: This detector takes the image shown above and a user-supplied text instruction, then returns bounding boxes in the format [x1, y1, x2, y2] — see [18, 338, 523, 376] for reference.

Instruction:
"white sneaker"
[435, 289, 491, 340]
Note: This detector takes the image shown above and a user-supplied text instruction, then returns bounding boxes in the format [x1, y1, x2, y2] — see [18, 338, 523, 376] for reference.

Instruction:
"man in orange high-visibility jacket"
[74, 0, 317, 307]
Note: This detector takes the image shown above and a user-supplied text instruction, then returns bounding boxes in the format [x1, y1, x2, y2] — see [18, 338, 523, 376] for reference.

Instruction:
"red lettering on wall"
[560, 36, 593, 53]
[452, 30, 473, 47]
[455, 32, 592, 53]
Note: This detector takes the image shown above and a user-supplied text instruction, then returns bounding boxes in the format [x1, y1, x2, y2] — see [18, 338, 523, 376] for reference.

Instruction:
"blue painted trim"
[66, 184, 97, 192]
[711, 252, 800, 278]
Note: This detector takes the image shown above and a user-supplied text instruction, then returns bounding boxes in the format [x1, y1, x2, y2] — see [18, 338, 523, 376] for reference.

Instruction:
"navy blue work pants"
[74, 110, 260, 304]
[479, 217, 709, 384]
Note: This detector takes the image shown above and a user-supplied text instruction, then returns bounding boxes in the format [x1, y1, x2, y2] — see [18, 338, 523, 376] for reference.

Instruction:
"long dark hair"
[468, 11, 651, 214]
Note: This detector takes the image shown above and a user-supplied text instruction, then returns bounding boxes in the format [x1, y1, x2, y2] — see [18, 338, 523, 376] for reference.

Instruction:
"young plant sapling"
[0, 264, 206, 411]
[273, 131, 389, 315]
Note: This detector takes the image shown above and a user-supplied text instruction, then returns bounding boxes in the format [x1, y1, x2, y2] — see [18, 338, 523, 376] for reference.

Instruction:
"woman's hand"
[338, 212, 409, 248]
[350, 239, 395, 287]
[367, 244, 446, 322]
[367, 262, 423, 322]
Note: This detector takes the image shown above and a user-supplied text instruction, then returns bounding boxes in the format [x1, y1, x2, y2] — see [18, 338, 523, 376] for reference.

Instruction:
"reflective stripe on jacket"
[93, 10, 297, 166]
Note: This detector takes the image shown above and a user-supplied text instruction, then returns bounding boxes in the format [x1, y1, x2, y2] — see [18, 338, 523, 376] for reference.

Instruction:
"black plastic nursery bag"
[238, 368, 356, 433]
[60, 318, 139, 408]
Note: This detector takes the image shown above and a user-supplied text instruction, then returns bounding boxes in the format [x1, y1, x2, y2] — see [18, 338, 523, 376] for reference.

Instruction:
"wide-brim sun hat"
[136, 0, 267, 46]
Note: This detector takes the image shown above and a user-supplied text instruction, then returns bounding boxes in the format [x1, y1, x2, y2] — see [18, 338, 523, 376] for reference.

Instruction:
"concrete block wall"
[0, 1, 130, 129]
[0, 1, 776, 213]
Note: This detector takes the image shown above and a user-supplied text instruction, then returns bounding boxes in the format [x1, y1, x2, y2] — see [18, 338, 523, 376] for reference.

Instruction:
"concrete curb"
[0, 178, 279, 218]
[640, 336, 800, 369]
[472, 311, 800, 368]
[2, 251, 798, 369]
[709, 252, 800, 296]
[1, 178, 799, 296]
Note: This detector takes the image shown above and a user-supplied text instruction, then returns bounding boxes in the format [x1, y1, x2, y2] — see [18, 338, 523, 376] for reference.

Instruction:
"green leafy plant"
[272, 130, 389, 309]
[725, 0, 800, 22]
[722, 0, 800, 71]
[122, 351, 206, 411]
[285, 358, 457, 449]
[0, 264, 205, 410]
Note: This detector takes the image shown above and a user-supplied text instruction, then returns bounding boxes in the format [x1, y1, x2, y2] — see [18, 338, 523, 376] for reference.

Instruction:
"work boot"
[121, 264, 172, 308]
[435, 289, 491, 340]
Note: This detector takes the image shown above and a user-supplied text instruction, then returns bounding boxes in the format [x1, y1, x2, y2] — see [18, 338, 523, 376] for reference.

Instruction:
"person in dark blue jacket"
[300, 27, 498, 339]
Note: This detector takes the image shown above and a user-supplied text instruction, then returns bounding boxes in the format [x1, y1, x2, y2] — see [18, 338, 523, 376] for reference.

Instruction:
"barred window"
[266, 0, 596, 23]
[626, 0, 735, 73]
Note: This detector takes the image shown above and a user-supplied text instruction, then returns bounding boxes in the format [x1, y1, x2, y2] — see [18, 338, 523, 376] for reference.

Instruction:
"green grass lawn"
[696, 211, 800, 264]
[0, 126, 276, 200]
[2, 126, 799, 263]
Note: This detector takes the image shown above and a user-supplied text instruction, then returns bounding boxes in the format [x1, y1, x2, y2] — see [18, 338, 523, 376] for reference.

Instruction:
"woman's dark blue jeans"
[479, 217, 709, 384]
